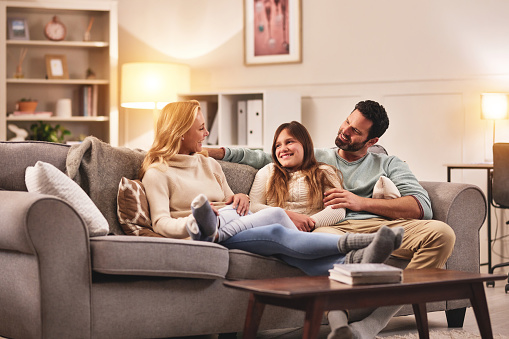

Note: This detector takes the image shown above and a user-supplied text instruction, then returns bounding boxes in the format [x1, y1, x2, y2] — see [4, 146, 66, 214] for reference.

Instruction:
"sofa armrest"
[0, 191, 92, 339]
[419, 181, 486, 272]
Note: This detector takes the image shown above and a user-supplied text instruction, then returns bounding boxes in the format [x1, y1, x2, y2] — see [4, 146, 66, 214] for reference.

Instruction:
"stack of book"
[328, 263, 403, 285]
[81, 85, 98, 117]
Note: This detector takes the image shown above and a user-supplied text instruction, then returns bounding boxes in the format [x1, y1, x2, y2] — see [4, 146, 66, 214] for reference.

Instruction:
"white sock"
[349, 305, 402, 339]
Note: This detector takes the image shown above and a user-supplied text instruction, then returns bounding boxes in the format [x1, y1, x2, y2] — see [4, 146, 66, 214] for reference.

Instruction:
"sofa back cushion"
[0, 141, 70, 191]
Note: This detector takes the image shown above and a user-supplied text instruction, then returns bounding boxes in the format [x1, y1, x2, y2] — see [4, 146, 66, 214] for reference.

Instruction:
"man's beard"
[335, 132, 369, 152]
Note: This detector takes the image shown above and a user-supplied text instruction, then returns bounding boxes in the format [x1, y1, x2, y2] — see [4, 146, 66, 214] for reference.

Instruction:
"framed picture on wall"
[244, 0, 302, 66]
[8, 18, 30, 40]
[45, 55, 69, 79]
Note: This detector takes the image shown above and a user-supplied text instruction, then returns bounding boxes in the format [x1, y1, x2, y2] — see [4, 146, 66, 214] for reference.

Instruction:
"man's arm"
[204, 147, 272, 169]
[323, 189, 422, 220]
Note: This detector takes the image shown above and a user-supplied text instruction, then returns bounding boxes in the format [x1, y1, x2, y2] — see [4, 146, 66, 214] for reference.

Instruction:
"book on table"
[328, 263, 403, 285]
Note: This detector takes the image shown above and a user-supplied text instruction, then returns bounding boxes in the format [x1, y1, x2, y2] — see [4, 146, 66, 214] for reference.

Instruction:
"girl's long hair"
[139, 100, 200, 179]
[267, 121, 342, 210]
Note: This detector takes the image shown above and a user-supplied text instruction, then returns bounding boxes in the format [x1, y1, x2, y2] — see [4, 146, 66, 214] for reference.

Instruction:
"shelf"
[7, 78, 109, 85]
[7, 116, 109, 122]
[7, 40, 109, 48]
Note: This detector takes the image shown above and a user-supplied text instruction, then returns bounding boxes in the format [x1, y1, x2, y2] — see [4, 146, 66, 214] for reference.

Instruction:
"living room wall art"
[244, 0, 302, 65]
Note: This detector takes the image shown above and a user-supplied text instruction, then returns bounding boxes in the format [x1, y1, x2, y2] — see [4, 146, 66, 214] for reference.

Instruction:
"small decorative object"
[244, 0, 302, 65]
[7, 124, 29, 141]
[8, 18, 29, 40]
[84, 17, 94, 41]
[14, 48, 28, 79]
[45, 54, 69, 79]
[16, 98, 38, 112]
[86, 68, 96, 79]
[29, 121, 71, 143]
[44, 15, 66, 41]
[56, 98, 72, 117]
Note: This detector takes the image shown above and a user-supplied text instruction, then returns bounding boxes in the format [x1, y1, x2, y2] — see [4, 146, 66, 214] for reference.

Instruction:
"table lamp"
[481, 93, 508, 162]
[121, 62, 190, 131]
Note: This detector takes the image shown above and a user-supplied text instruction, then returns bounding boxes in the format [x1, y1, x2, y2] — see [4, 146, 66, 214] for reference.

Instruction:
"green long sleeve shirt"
[223, 147, 432, 221]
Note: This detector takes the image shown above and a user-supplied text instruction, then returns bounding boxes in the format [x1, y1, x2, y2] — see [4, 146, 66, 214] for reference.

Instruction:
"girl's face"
[275, 128, 304, 171]
[179, 109, 209, 154]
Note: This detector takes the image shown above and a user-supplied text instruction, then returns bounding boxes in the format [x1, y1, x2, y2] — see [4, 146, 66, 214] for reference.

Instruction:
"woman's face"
[275, 128, 304, 171]
[179, 109, 209, 154]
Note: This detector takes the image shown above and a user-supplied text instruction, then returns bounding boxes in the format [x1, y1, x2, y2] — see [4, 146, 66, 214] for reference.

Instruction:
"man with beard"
[206, 100, 455, 338]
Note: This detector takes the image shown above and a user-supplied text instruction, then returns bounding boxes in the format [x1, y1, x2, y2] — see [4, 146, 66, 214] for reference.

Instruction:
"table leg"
[469, 283, 494, 339]
[412, 303, 429, 339]
[302, 297, 326, 339]
[242, 294, 266, 339]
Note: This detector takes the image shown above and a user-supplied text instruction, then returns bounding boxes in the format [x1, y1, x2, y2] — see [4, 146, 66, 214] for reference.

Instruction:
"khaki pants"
[313, 218, 456, 269]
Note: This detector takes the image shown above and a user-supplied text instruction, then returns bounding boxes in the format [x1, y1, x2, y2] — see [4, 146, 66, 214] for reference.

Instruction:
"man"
[206, 100, 455, 338]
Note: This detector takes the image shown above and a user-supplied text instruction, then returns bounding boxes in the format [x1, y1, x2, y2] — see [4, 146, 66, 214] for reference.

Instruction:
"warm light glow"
[481, 93, 508, 120]
[121, 62, 191, 109]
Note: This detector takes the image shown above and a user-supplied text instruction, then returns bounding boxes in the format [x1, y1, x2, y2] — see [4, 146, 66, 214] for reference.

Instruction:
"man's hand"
[204, 147, 225, 160]
[285, 210, 315, 232]
[323, 188, 422, 220]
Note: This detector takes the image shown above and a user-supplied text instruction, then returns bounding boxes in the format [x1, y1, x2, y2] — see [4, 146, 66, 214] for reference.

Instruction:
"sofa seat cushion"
[226, 249, 305, 280]
[90, 235, 229, 279]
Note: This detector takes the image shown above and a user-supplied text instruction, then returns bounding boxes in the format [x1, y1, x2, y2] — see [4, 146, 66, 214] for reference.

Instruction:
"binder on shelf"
[247, 99, 263, 147]
[81, 85, 98, 117]
[207, 106, 219, 145]
[237, 100, 247, 145]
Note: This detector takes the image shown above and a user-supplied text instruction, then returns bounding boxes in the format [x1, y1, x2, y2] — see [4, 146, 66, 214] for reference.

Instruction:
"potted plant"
[29, 121, 71, 143]
[17, 98, 38, 112]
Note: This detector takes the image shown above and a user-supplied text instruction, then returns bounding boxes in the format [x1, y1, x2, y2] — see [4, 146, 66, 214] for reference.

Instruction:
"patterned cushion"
[25, 161, 109, 236]
[117, 177, 163, 237]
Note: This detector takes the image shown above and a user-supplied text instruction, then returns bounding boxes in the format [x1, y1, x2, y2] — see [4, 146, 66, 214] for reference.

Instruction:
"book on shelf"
[328, 263, 402, 285]
[10, 111, 53, 118]
[81, 84, 98, 117]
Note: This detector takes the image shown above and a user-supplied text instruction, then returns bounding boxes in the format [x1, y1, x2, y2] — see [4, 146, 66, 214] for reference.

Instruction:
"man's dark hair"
[354, 100, 390, 140]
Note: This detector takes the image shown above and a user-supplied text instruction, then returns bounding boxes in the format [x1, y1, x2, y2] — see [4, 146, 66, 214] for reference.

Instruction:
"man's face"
[335, 109, 374, 152]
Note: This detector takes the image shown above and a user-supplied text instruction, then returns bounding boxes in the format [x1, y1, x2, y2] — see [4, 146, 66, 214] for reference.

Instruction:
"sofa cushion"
[90, 235, 229, 279]
[117, 177, 164, 237]
[226, 249, 304, 280]
[0, 141, 69, 191]
[25, 161, 109, 236]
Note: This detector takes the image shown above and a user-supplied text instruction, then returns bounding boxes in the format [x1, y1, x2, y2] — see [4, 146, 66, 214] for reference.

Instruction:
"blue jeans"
[221, 224, 346, 276]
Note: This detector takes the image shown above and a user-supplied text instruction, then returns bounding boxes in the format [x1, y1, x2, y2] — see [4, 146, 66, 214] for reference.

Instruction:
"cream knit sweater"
[142, 154, 234, 239]
[249, 163, 346, 227]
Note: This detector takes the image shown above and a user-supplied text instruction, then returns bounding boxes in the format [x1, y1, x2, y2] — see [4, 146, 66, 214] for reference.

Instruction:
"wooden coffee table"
[224, 268, 506, 339]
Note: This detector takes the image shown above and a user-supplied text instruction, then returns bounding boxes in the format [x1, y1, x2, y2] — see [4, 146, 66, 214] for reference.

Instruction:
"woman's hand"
[225, 193, 251, 216]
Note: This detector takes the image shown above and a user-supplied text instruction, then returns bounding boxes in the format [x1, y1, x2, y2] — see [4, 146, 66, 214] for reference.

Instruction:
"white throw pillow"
[372, 176, 401, 199]
[25, 161, 109, 236]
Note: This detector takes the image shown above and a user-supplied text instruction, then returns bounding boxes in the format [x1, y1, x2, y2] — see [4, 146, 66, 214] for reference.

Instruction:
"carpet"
[378, 329, 508, 339]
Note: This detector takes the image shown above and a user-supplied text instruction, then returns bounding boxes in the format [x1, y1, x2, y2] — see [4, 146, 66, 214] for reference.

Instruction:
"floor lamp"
[481, 93, 508, 161]
[120, 62, 190, 145]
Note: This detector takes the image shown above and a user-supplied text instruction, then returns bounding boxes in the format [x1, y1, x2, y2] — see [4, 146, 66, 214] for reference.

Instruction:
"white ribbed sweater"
[249, 163, 346, 227]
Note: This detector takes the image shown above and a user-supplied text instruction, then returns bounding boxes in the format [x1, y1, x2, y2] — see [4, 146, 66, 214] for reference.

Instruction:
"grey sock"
[345, 226, 397, 264]
[349, 305, 402, 339]
[191, 194, 218, 238]
[393, 227, 404, 249]
[327, 310, 353, 339]
[338, 233, 377, 252]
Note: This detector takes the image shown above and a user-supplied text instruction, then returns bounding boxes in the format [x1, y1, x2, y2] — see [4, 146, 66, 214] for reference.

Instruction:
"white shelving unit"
[178, 90, 301, 152]
[0, 1, 118, 145]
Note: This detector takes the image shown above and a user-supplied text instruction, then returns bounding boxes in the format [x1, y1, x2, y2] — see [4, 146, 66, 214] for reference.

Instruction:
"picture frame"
[244, 0, 302, 66]
[45, 55, 69, 79]
[8, 18, 30, 40]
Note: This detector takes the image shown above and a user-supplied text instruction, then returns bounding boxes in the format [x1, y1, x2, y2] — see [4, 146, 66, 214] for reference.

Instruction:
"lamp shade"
[481, 93, 508, 120]
[121, 62, 190, 109]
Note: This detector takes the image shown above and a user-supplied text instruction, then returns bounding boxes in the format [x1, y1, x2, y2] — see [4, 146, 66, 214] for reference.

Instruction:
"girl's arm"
[248, 164, 272, 212]
[310, 165, 347, 227]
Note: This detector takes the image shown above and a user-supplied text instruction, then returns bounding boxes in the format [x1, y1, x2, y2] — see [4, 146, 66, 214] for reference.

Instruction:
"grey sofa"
[0, 140, 487, 339]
